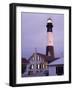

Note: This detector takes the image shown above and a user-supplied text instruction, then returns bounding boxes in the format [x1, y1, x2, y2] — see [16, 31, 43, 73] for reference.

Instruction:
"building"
[21, 58, 29, 76]
[22, 51, 61, 77]
[48, 57, 64, 76]
[22, 52, 49, 77]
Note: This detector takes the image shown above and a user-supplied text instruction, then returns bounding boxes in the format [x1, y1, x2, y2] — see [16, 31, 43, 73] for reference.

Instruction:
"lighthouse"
[46, 18, 54, 59]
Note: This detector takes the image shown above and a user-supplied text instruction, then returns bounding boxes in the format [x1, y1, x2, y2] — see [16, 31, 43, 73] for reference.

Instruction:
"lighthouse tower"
[46, 18, 54, 59]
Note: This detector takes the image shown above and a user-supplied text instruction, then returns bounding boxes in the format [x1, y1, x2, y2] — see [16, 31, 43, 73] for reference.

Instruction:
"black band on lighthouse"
[46, 46, 54, 58]
[46, 23, 53, 32]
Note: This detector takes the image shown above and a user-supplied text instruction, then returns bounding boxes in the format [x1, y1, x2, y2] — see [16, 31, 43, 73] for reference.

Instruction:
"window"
[43, 64, 45, 69]
[33, 54, 36, 60]
[40, 64, 42, 69]
[45, 63, 48, 69]
[56, 66, 64, 75]
[37, 64, 47, 69]
[32, 57, 35, 60]
[40, 64, 44, 69]
[29, 64, 34, 69]
[36, 64, 40, 69]
[37, 56, 40, 61]
[45, 64, 48, 69]
[41, 64, 48, 69]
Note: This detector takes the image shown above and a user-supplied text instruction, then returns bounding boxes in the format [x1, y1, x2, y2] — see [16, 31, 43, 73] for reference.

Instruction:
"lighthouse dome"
[47, 18, 52, 23]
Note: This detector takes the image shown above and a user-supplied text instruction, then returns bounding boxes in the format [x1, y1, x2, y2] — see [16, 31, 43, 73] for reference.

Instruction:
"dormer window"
[32, 57, 35, 60]
[38, 55, 40, 61]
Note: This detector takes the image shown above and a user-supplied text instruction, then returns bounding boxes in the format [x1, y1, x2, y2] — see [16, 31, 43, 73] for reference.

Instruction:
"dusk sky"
[21, 12, 64, 59]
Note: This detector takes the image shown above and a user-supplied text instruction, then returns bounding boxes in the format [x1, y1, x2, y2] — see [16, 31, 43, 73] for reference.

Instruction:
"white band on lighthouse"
[47, 32, 54, 46]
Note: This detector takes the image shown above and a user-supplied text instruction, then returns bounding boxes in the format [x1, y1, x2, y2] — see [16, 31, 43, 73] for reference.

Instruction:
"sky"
[21, 12, 64, 59]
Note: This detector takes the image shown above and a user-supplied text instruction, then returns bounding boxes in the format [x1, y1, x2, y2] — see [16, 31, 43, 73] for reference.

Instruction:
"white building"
[48, 57, 64, 76]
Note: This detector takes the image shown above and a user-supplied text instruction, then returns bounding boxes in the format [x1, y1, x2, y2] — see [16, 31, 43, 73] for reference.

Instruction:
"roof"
[49, 57, 64, 66]
[28, 52, 60, 64]
[22, 58, 29, 64]
[47, 18, 52, 23]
